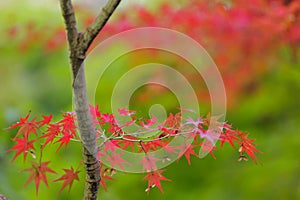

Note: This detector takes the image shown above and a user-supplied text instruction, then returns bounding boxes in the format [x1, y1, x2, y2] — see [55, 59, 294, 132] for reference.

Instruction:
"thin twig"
[82, 0, 122, 52]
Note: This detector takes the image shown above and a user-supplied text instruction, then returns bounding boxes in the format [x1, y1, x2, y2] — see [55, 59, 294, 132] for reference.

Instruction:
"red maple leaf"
[38, 114, 53, 127]
[54, 167, 80, 193]
[55, 132, 73, 152]
[100, 167, 115, 191]
[159, 112, 181, 135]
[164, 112, 181, 128]
[9, 112, 30, 129]
[107, 122, 123, 135]
[59, 112, 77, 138]
[89, 104, 101, 126]
[118, 135, 137, 151]
[100, 113, 114, 124]
[40, 124, 61, 148]
[143, 170, 171, 194]
[22, 161, 56, 195]
[138, 141, 164, 153]
[237, 131, 262, 164]
[219, 128, 238, 148]
[9, 112, 39, 139]
[7, 136, 35, 162]
[177, 144, 198, 165]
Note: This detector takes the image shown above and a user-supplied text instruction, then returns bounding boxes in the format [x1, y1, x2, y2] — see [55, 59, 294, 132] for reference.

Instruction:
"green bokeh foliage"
[0, 1, 299, 199]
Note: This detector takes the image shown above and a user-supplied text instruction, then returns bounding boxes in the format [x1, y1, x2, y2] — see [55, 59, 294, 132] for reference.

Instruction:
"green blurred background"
[1, 0, 300, 199]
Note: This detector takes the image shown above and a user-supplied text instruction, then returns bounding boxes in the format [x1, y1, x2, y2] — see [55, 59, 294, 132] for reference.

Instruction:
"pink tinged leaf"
[104, 140, 121, 152]
[118, 108, 135, 116]
[207, 114, 225, 131]
[105, 152, 129, 170]
[141, 116, 157, 130]
[185, 132, 198, 142]
[162, 145, 180, 153]
[199, 141, 217, 159]
[119, 118, 136, 128]
[139, 154, 160, 172]
[198, 129, 220, 144]
[97, 150, 108, 162]
[185, 117, 203, 127]
[177, 107, 195, 113]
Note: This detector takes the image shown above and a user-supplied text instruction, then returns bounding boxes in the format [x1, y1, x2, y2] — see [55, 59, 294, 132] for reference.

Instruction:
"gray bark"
[59, 0, 121, 199]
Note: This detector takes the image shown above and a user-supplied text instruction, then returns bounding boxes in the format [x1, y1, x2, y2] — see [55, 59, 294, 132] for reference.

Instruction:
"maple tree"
[7, 0, 293, 199]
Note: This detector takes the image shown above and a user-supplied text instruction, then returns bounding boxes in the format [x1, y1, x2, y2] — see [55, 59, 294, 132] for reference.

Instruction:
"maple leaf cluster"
[6, 112, 80, 195]
[6, 105, 261, 194]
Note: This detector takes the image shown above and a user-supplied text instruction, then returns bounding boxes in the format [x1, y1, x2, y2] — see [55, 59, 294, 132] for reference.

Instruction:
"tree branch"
[82, 0, 121, 53]
[59, 0, 78, 48]
[59, 0, 83, 77]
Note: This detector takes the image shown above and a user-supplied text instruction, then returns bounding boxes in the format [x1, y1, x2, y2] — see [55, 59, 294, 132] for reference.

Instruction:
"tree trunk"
[73, 64, 100, 200]
[59, 0, 121, 199]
